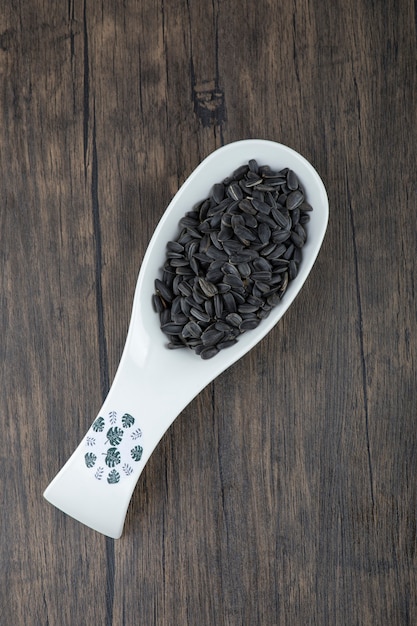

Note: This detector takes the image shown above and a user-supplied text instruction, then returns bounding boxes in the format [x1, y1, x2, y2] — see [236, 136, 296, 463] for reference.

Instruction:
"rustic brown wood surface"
[1, 0, 416, 624]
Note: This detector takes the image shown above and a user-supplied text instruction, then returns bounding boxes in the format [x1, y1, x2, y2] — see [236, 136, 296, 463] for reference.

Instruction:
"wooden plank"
[1, 0, 416, 624]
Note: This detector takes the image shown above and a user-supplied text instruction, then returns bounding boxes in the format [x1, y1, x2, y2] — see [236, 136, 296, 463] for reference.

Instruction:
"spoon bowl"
[44, 139, 328, 538]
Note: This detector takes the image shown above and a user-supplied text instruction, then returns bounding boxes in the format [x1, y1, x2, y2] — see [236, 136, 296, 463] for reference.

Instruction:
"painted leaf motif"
[107, 469, 120, 484]
[92, 416, 105, 432]
[121, 413, 135, 428]
[106, 426, 124, 446]
[84, 452, 97, 468]
[131, 445, 143, 462]
[109, 411, 117, 425]
[105, 447, 121, 467]
[95, 466, 104, 480]
[122, 463, 133, 476]
[130, 428, 142, 440]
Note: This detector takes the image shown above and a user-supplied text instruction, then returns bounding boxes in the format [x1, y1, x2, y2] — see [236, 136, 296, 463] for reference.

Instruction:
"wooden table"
[1, 1, 416, 624]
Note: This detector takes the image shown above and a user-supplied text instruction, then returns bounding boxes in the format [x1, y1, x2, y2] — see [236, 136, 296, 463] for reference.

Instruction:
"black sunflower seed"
[212, 183, 225, 204]
[271, 207, 290, 229]
[290, 231, 305, 248]
[289, 259, 298, 280]
[233, 164, 249, 179]
[240, 318, 261, 331]
[239, 198, 257, 214]
[286, 169, 299, 190]
[272, 229, 291, 244]
[216, 338, 238, 350]
[161, 323, 184, 334]
[167, 241, 185, 253]
[245, 171, 263, 186]
[234, 225, 257, 243]
[199, 346, 220, 360]
[238, 303, 259, 314]
[227, 181, 244, 201]
[190, 307, 211, 323]
[152, 294, 165, 313]
[258, 222, 271, 244]
[226, 312, 242, 327]
[286, 189, 304, 211]
[198, 277, 218, 297]
[155, 278, 174, 303]
[201, 328, 225, 346]
[251, 198, 271, 214]
[222, 292, 237, 313]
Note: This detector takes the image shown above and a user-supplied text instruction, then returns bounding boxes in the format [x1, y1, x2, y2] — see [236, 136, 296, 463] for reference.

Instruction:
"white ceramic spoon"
[43, 139, 328, 538]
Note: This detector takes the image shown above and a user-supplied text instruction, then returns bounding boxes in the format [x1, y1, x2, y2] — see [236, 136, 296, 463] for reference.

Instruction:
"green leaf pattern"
[122, 413, 135, 428]
[84, 410, 143, 484]
[84, 452, 97, 468]
[130, 428, 142, 440]
[131, 445, 143, 462]
[107, 469, 120, 484]
[105, 447, 121, 467]
[92, 416, 105, 432]
[106, 426, 124, 446]
[122, 463, 133, 476]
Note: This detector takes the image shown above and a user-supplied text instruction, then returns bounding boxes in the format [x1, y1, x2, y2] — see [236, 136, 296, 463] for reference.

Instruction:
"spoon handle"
[43, 352, 191, 538]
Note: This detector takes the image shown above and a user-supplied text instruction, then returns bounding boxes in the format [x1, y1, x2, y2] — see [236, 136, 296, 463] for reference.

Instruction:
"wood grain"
[1, 0, 416, 624]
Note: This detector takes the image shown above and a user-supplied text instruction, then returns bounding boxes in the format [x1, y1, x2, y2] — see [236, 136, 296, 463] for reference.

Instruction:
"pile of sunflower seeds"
[152, 159, 312, 359]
